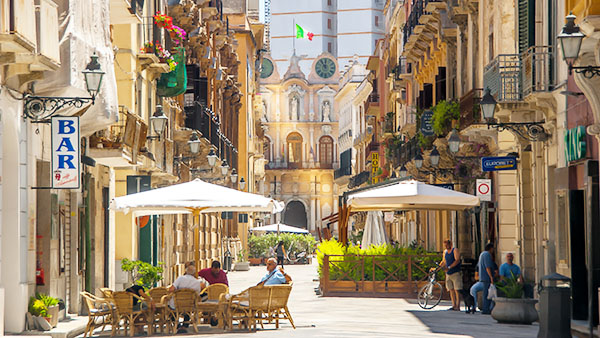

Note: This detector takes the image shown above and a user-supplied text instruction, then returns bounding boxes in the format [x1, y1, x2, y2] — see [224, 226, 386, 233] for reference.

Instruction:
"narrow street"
[82, 262, 537, 338]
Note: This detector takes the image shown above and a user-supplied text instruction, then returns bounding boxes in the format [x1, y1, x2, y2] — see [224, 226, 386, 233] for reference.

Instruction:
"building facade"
[259, 52, 340, 234]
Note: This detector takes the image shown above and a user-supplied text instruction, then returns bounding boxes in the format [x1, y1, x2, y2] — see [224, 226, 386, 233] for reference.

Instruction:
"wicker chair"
[265, 284, 295, 329]
[228, 286, 271, 331]
[99, 288, 113, 299]
[148, 287, 169, 333]
[167, 289, 199, 333]
[197, 283, 229, 325]
[81, 292, 113, 338]
[111, 291, 152, 337]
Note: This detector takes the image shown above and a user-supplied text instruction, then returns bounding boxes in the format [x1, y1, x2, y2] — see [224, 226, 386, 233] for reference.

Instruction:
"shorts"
[445, 271, 463, 290]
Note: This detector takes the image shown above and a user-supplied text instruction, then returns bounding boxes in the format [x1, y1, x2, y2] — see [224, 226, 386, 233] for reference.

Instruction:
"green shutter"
[518, 0, 535, 54]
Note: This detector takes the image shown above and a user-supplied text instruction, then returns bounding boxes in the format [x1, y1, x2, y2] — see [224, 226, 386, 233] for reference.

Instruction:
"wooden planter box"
[249, 257, 263, 266]
[321, 280, 448, 298]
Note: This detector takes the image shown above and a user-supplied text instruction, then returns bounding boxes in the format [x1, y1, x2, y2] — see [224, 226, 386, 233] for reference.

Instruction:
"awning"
[110, 178, 284, 217]
[346, 179, 480, 211]
[249, 223, 309, 234]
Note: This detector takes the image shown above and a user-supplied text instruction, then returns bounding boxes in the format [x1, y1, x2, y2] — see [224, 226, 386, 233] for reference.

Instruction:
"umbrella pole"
[193, 209, 200, 269]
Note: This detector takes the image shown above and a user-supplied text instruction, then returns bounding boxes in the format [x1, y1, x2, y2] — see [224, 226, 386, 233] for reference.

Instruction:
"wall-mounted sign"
[476, 179, 492, 202]
[371, 152, 379, 184]
[420, 110, 434, 136]
[565, 126, 587, 162]
[52, 116, 80, 189]
[481, 156, 517, 172]
[433, 183, 454, 190]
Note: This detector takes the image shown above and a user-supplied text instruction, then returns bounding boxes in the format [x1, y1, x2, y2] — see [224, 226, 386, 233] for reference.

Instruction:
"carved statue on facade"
[322, 100, 331, 122]
[261, 101, 268, 122]
[290, 96, 300, 121]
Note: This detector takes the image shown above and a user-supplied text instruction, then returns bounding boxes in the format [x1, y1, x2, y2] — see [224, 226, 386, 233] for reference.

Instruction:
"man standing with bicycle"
[437, 239, 462, 311]
[470, 243, 496, 314]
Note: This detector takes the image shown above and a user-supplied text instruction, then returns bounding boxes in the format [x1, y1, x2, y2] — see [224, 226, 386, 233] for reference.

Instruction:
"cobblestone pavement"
[87, 260, 539, 337]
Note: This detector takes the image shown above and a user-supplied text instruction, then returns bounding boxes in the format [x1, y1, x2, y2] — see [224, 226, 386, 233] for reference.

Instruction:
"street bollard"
[538, 273, 571, 338]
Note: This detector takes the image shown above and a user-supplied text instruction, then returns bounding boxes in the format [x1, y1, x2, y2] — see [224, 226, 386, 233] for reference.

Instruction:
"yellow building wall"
[114, 168, 137, 261]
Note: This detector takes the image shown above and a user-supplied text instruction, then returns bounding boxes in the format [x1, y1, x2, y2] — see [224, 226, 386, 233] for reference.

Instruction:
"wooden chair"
[265, 284, 295, 329]
[167, 289, 199, 333]
[99, 288, 113, 299]
[228, 286, 271, 331]
[81, 292, 113, 338]
[148, 287, 169, 333]
[197, 283, 229, 325]
[111, 291, 152, 337]
[203, 283, 229, 301]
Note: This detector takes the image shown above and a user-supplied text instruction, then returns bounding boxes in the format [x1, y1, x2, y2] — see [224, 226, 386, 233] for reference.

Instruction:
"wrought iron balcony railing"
[349, 171, 370, 189]
[403, 0, 443, 45]
[483, 46, 554, 102]
[334, 166, 352, 179]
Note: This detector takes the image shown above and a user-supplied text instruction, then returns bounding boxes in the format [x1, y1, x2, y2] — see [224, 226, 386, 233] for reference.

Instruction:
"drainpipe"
[83, 172, 92, 292]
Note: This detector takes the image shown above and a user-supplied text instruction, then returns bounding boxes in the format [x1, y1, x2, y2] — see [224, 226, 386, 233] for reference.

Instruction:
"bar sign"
[52, 116, 80, 189]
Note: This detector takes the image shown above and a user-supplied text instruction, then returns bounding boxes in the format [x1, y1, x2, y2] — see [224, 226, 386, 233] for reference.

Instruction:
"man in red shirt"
[198, 260, 229, 286]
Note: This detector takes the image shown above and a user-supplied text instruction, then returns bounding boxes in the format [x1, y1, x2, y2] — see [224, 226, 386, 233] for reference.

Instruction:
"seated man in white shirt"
[168, 264, 207, 332]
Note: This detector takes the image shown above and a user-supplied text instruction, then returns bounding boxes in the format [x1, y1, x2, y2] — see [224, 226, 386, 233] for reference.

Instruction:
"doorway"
[283, 201, 307, 229]
[570, 190, 587, 320]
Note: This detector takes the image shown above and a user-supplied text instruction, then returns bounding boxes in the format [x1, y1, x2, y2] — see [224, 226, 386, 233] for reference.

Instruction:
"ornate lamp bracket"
[23, 95, 95, 123]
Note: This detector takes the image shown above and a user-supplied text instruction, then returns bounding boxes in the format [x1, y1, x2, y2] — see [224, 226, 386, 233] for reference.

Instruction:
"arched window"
[319, 136, 334, 169]
[287, 132, 303, 168]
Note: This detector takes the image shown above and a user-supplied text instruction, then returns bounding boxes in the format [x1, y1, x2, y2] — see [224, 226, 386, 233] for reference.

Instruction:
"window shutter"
[518, 0, 535, 54]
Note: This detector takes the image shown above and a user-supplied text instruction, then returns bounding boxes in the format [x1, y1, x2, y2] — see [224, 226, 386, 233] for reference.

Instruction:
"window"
[328, 42, 332, 53]
[264, 138, 271, 162]
[327, 18, 332, 29]
[327, 0, 331, 6]
[319, 136, 334, 168]
[375, 16, 379, 27]
[287, 132, 303, 168]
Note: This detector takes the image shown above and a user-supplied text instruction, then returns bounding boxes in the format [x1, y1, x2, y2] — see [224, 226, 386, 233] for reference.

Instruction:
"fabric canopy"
[249, 223, 309, 234]
[346, 179, 480, 211]
[110, 178, 284, 216]
[361, 211, 387, 247]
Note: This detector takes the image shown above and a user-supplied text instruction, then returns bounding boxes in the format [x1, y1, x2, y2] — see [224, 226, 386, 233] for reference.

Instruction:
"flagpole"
[292, 18, 296, 54]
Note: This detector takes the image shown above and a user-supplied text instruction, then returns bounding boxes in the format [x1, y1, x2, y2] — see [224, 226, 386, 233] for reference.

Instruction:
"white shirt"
[169, 274, 206, 308]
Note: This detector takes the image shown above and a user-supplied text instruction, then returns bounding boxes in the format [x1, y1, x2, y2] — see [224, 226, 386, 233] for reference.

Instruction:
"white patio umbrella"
[346, 179, 480, 211]
[110, 178, 284, 216]
[249, 223, 309, 234]
[361, 211, 388, 248]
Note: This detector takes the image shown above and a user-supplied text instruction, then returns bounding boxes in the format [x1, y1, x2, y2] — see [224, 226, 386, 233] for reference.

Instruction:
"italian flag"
[296, 24, 314, 41]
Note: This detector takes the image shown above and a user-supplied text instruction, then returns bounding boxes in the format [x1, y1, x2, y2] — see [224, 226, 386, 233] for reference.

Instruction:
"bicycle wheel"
[417, 282, 443, 309]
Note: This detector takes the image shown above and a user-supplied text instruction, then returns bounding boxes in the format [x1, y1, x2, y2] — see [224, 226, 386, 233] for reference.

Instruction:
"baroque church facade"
[258, 52, 340, 234]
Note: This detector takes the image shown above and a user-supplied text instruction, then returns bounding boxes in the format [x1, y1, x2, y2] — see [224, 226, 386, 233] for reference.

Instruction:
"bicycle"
[417, 264, 444, 309]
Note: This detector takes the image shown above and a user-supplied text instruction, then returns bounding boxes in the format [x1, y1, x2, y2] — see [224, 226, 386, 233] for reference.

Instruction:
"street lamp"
[448, 129, 461, 154]
[188, 131, 201, 154]
[149, 105, 168, 138]
[557, 14, 600, 78]
[220, 159, 229, 176]
[414, 152, 423, 169]
[429, 146, 440, 167]
[207, 149, 218, 167]
[230, 168, 238, 184]
[239, 177, 246, 190]
[480, 88, 497, 121]
[399, 165, 408, 178]
[478, 87, 548, 141]
[24, 53, 106, 121]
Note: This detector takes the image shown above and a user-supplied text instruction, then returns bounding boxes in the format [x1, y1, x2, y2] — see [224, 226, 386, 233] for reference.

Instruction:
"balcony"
[184, 101, 236, 162]
[459, 88, 482, 129]
[403, 0, 445, 47]
[348, 171, 370, 189]
[393, 137, 419, 168]
[335, 165, 352, 179]
[366, 93, 380, 113]
[89, 106, 148, 167]
[483, 46, 554, 102]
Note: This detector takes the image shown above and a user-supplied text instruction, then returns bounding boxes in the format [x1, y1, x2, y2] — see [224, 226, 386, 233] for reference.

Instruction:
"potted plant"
[120, 258, 164, 289]
[234, 250, 250, 271]
[37, 293, 60, 327]
[28, 293, 60, 330]
[491, 274, 538, 324]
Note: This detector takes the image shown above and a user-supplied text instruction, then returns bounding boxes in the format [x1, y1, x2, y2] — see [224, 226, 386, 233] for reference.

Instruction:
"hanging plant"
[154, 43, 178, 71]
[153, 12, 187, 46]
[153, 12, 173, 29]
[431, 100, 460, 136]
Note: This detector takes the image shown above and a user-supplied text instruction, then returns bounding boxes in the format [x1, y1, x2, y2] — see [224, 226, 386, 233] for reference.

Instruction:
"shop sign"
[420, 110, 434, 136]
[371, 152, 379, 184]
[52, 116, 80, 189]
[433, 183, 454, 190]
[481, 156, 517, 172]
[565, 126, 587, 162]
[476, 179, 492, 202]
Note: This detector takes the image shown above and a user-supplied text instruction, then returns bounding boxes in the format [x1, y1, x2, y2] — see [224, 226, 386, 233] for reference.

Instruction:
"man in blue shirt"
[258, 258, 292, 286]
[499, 253, 523, 283]
[470, 243, 495, 314]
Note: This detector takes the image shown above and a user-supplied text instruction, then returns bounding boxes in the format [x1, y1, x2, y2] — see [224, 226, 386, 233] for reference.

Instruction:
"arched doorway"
[283, 200, 307, 229]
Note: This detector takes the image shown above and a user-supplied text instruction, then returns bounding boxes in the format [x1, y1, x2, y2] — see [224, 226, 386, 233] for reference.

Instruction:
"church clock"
[315, 57, 336, 79]
[260, 58, 274, 79]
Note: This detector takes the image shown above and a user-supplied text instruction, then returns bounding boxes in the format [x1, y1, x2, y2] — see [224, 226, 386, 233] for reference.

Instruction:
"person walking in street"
[470, 243, 495, 314]
[275, 240, 286, 267]
[258, 257, 292, 286]
[437, 239, 462, 311]
[198, 260, 229, 286]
